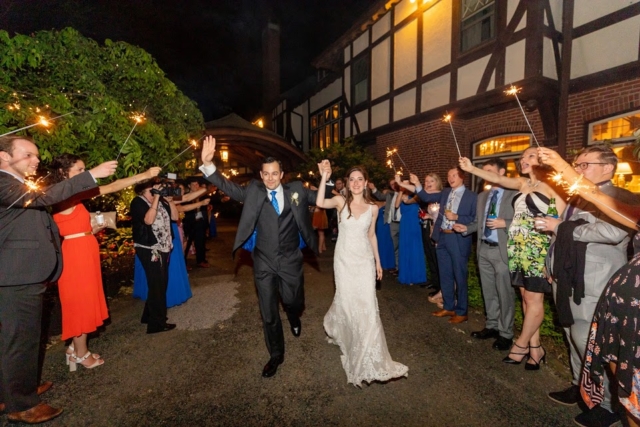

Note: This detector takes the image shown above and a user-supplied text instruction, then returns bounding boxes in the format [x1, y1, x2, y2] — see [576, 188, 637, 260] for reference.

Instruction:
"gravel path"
[10, 219, 583, 426]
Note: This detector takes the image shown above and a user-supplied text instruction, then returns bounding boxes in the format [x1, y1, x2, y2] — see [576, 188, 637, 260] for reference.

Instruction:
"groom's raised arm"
[199, 136, 247, 202]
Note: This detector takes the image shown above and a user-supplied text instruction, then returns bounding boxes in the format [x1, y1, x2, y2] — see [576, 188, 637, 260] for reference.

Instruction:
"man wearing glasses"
[538, 145, 639, 427]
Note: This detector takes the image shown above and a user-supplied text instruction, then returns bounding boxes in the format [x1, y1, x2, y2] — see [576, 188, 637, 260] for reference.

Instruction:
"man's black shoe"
[574, 405, 620, 427]
[470, 328, 499, 340]
[290, 318, 301, 337]
[262, 355, 284, 378]
[548, 385, 582, 406]
[425, 283, 436, 290]
[146, 323, 177, 334]
[492, 336, 513, 351]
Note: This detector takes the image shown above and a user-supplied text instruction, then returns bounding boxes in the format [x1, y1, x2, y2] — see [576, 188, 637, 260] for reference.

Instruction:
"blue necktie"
[484, 190, 498, 239]
[270, 190, 280, 215]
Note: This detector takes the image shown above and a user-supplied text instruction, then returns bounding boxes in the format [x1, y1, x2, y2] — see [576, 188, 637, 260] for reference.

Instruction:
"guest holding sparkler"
[0, 135, 117, 424]
[49, 154, 161, 370]
[459, 147, 565, 370]
[400, 167, 477, 324]
[419, 173, 443, 301]
[539, 146, 640, 427]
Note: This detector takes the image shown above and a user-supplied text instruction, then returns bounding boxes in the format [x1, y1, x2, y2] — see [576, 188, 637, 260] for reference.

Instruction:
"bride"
[315, 160, 408, 387]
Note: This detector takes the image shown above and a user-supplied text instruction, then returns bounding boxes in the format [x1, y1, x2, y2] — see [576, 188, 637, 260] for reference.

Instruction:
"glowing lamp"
[220, 147, 229, 162]
[617, 162, 633, 187]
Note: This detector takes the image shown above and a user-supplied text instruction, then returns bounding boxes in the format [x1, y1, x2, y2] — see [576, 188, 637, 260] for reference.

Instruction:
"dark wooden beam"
[524, 0, 544, 78]
[573, 2, 640, 39]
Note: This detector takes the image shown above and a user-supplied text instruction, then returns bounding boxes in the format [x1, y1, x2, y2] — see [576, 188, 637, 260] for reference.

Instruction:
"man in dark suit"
[406, 167, 477, 323]
[199, 136, 317, 378]
[454, 158, 516, 350]
[0, 135, 116, 423]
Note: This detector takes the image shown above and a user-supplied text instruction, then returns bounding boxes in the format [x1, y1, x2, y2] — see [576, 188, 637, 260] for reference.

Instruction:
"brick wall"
[369, 76, 640, 186]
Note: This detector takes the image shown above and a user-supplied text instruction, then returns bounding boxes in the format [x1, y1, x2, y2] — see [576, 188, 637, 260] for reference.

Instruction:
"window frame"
[587, 109, 640, 145]
[460, 0, 496, 53]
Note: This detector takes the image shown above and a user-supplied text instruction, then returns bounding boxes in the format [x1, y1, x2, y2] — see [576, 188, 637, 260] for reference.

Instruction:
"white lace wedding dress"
[324, 205, 409, 387]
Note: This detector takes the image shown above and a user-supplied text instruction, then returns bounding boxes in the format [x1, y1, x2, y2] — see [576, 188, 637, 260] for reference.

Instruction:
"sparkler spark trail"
[6, 172, 51, 209]
[504, 85, 540, 148]
[443, 113, 462, 158]
[0, 112, 74, 137]
[115, 107, 147, 161]
[161, 139, 199, 168]
[386, 147, 410, 172]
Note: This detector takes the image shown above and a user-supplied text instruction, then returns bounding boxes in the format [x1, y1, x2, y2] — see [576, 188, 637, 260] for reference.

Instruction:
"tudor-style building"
[272, 0, 640, 191]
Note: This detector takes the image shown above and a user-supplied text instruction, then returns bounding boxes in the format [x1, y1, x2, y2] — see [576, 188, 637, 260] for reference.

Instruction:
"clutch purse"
[90, 211, 117, 230]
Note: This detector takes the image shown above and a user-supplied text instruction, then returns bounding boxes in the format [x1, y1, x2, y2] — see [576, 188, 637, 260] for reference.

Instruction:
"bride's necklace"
[527, 179, 540, 188]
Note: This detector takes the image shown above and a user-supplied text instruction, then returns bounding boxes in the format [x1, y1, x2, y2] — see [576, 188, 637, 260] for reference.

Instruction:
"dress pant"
[436, 233, 469, 316]
[0, 284, 46, 412]
[553, 282, 614, 412]
[137, 248, 169, 330]
[389, 221, 400, 267]
[477, 242, 515, 339]
[253, 248, 304, 359]
[421, 222, 439, 290]
[185, 219, 207, 264]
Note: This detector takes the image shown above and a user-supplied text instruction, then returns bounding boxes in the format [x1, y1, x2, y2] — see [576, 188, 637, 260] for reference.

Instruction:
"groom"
[199, 136, 318, 377]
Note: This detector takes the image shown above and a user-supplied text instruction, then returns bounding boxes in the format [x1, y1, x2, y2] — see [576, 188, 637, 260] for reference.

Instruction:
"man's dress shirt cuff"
[199, 164, 217, 177]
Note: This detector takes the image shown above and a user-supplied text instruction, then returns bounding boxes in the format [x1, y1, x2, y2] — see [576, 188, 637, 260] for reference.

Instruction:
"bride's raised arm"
[315, 160, 345, 211]
[459, 157, 524, 191]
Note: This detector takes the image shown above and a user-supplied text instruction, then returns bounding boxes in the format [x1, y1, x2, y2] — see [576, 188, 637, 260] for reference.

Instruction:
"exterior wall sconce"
[220, 147, 229, 162]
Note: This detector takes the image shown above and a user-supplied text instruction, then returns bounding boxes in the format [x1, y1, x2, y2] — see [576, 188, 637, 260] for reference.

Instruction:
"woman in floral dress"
[460, 147, 565, 369]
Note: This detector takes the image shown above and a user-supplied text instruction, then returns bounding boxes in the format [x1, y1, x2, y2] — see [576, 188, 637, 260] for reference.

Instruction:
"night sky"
[1, 0, 372, 121]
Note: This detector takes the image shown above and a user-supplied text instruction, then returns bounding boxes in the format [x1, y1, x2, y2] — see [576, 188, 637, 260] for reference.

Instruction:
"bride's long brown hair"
[342, 166, 375, 220]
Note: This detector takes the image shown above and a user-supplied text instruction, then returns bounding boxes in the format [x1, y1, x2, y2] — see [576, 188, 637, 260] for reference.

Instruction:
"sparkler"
[443, 113, 462, 158]
[162, 139, 199, 168]
[6, 172, 50, 209]
[386, 147, 409, 173]
[115, 108, 147, 161]
[0, 112, 74, 137]
[504, 85, 540, 148]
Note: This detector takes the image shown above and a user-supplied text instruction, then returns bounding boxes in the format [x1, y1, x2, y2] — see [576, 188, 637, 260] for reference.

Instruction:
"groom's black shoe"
[262, 355, 284, 378]
[290, 318, 301, 337]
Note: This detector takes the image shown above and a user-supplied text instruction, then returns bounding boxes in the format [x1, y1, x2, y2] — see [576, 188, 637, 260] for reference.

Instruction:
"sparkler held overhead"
[504, 85, 541, 148]
[0, 112, 74, 138]
[443, 112, 462, 158]
[386, 147, 409, 174]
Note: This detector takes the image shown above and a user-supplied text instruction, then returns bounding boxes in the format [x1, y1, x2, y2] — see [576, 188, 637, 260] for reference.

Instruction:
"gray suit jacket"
[372, 189, 398, 224]
[549, 181, 639, 298]
[464, 188, 516, 265]
[0, 171, 97, 286]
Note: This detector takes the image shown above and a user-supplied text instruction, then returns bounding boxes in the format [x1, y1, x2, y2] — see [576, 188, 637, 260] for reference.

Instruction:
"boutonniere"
[291, 192, 299, 206]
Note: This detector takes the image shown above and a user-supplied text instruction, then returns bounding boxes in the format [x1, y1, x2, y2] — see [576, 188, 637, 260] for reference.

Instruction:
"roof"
[204, 113, 280, 137]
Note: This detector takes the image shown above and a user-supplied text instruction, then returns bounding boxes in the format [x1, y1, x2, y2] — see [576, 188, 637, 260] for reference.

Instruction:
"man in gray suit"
[453, 158, 516, 350]
[371, 180, 400, 274]
[0, 135, 116, 423]
[537, 145, 638, 427]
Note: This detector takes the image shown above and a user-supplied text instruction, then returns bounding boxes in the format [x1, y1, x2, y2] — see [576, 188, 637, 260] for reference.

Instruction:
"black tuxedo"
[0, 170, 96, 412]
[203, 169, 317, 358]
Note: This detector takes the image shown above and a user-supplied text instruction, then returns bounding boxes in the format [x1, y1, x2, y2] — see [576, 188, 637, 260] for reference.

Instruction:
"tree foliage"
[294, 138, 390, 187]
[0, 28, 204, 176]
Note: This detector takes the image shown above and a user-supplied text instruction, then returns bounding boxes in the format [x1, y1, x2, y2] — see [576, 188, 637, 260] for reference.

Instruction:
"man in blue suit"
[403, 167, 477, 323]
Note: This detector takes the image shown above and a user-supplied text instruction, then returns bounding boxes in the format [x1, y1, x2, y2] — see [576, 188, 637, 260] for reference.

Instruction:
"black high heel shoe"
[525, 345, 546, 371]
[502, 342, 530, 364]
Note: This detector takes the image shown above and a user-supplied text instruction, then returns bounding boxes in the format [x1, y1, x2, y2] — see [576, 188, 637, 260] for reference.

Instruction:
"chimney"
[262, 22, 280, 121]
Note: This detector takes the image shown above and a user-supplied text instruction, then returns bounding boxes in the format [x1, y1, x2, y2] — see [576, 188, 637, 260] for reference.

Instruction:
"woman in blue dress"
[133, 187, 208, 307]
[376, 204, 395, 270]
[397, 188, 427, 286]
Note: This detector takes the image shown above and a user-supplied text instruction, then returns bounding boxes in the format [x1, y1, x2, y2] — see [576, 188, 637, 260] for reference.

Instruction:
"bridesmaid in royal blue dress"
[133, 221, 192, 307]
[376, 205, 396, 270]
[397, 191, 427, 286]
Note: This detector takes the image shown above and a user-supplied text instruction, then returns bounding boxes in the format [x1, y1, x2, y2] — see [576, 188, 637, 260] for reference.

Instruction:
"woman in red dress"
[50, 154, 160, 370]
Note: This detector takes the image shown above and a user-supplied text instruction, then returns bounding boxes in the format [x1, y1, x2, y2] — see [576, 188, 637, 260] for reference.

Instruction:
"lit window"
[473, 134, 531, 158]
[310, 103, 342, 150]
[588, 110, 640, 144]
[461, 0, 495, 52]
